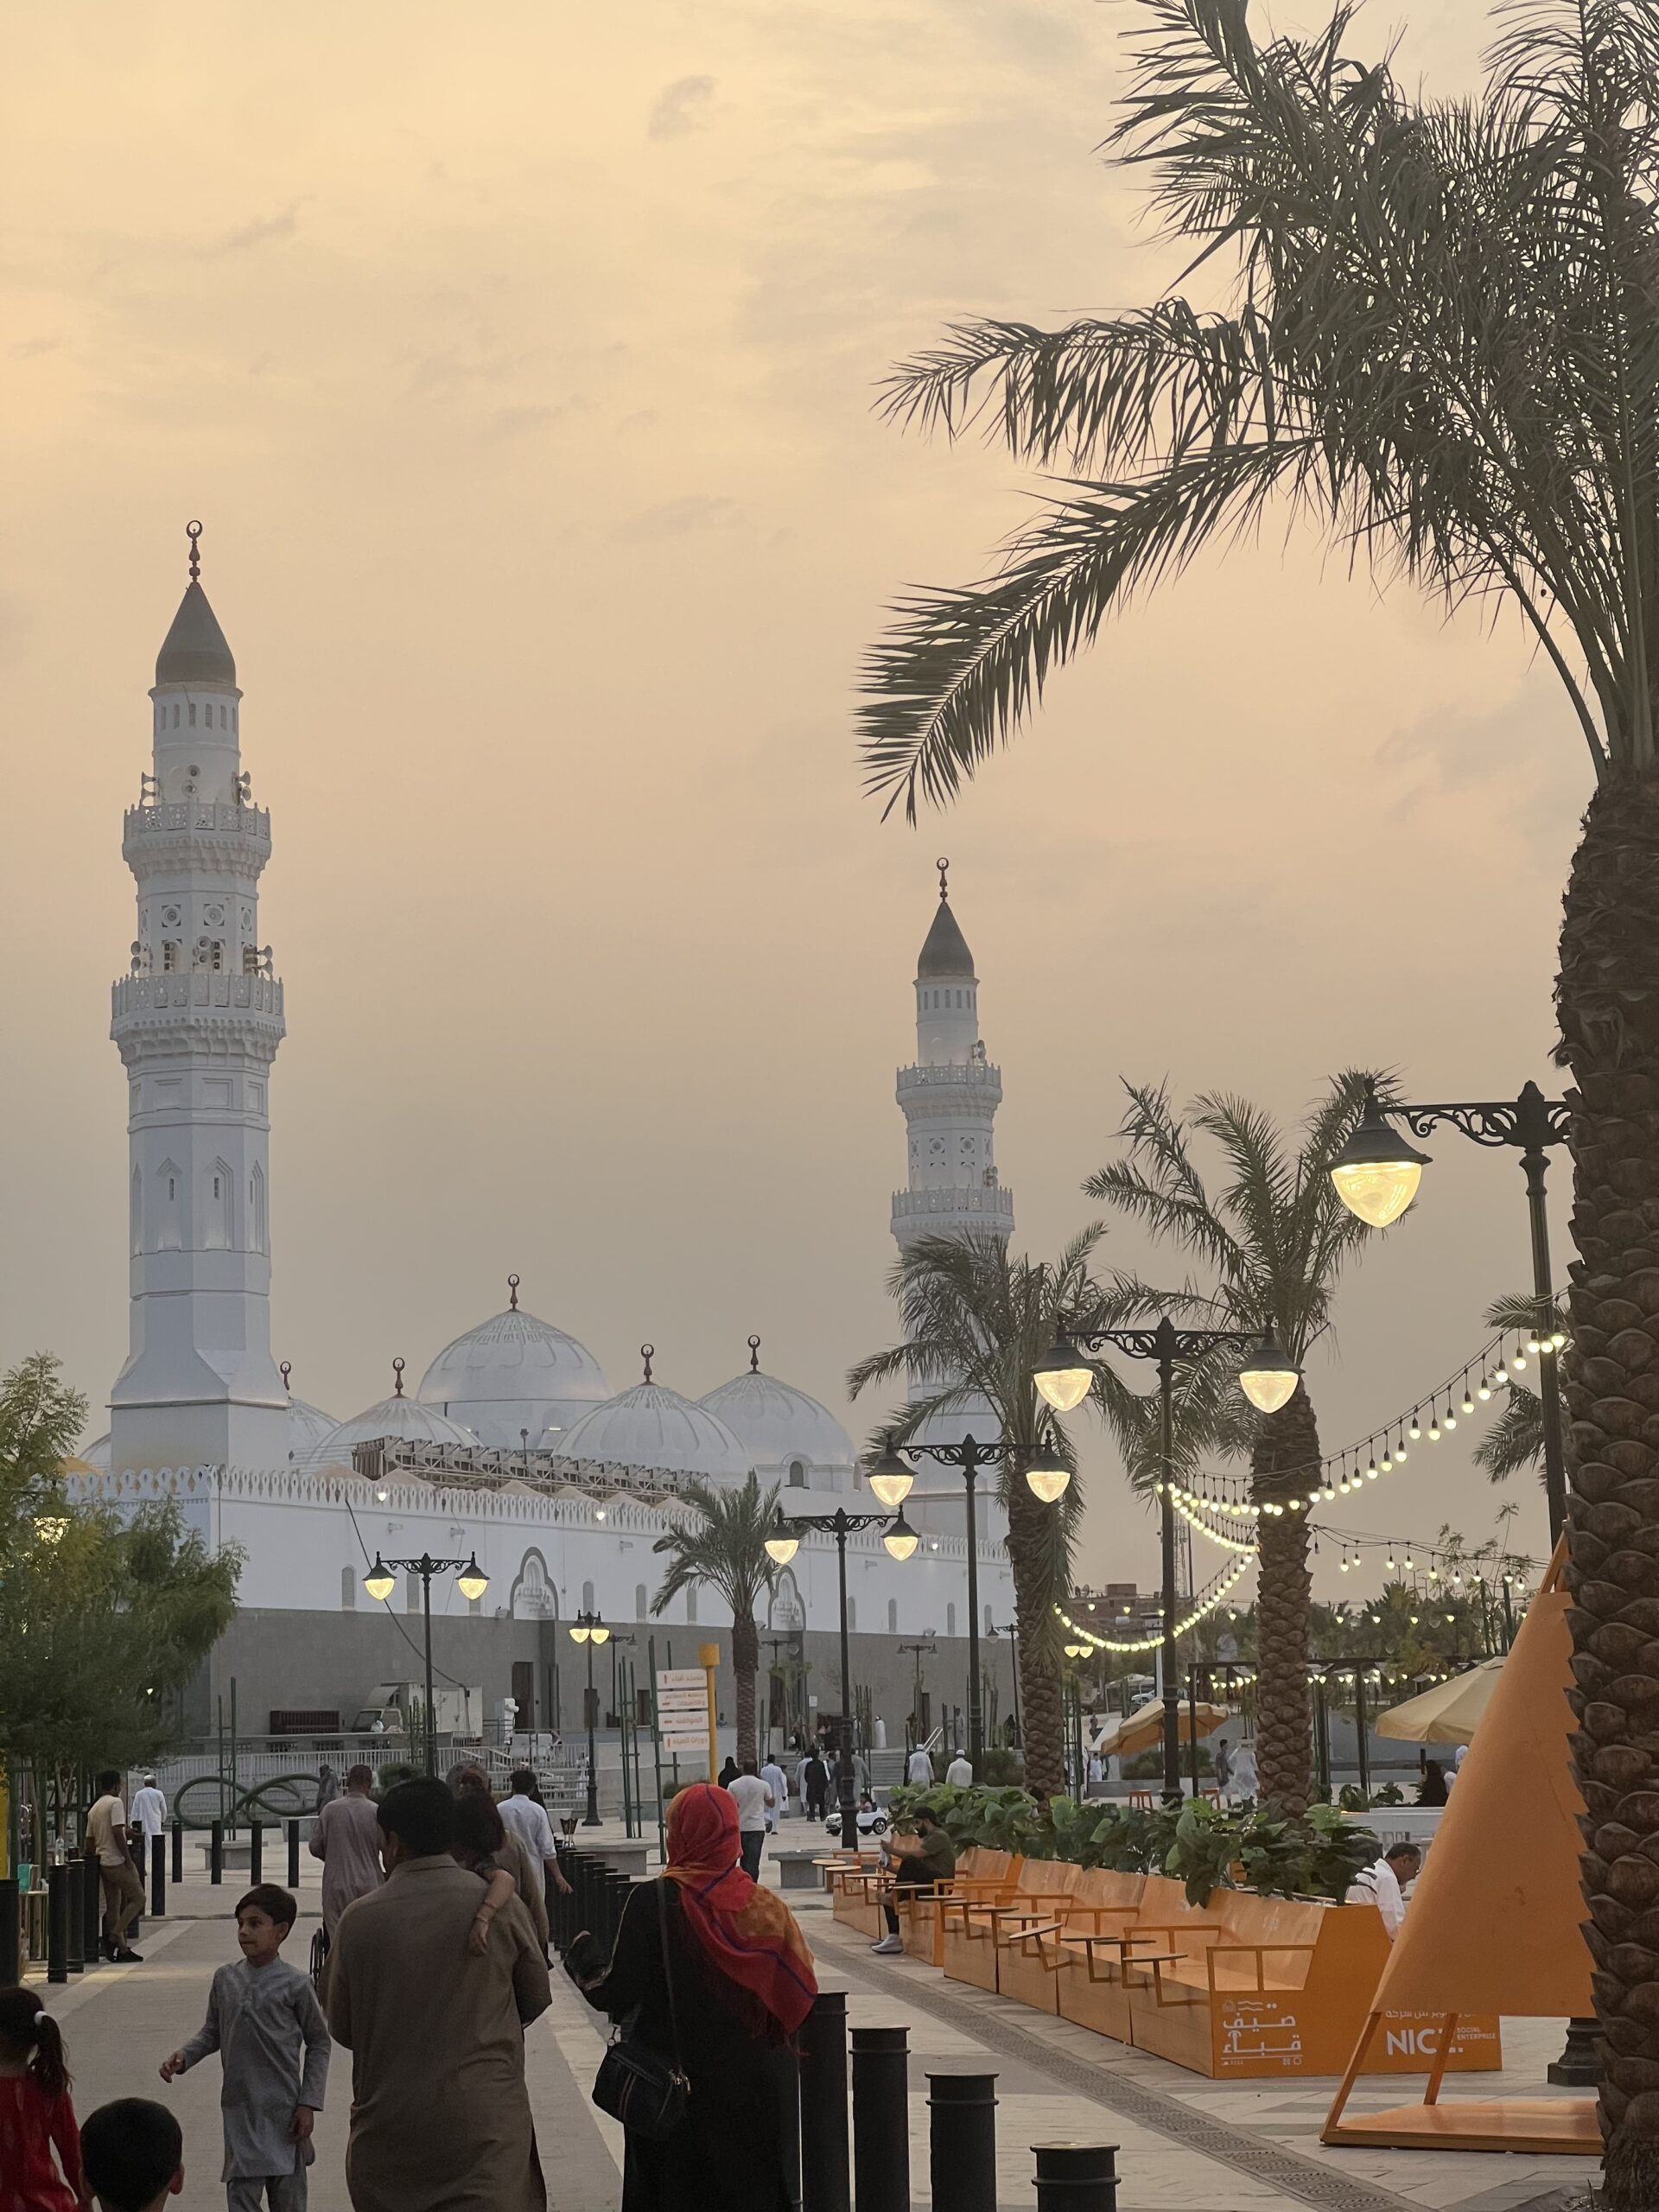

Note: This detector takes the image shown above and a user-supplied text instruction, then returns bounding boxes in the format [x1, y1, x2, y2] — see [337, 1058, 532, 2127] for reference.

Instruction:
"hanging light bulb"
[1478, 1375, 1492, 1401]
[1551, 1330, 1567, 1350]
[1408, 1413, 1422, 1440]
[1024, 1447, 1072, 1504]
[1367, 1457, 1378, 1479]
[1461, 1389, 1474, 1414]
[1444, 1402, 1457, 1430]
[1510, 1346, 1527, 1372]
[1387, 1553, 1396, 1570]
[1526, 1333, 1542, 1355]
[1405, 1552, 1414, 1570]
[1395, 1433, 1408, 1462]
[883, 1508, 920, 1562]
[1328, 1083, 1431, 1225]
[1427, 1409, 1441, 1440]
[1239, 1325, 1302, 1414]
[765, 1509, 800, 1567]
[1379, 1449, 1393, 1472]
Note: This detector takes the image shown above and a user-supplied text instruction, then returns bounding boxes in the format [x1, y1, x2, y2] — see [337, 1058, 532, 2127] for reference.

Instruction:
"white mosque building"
[69, 537, 1019, 1747]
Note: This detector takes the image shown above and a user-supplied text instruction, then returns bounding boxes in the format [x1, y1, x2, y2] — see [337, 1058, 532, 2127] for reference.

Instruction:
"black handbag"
[592, 1882, 690, 2142]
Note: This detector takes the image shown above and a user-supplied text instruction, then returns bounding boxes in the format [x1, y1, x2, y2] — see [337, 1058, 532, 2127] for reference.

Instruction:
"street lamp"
[766, 1502, 912, 1840]
[569, 1610, 610, 1827]
[362, 1551, 489, 1777]
[990, 1621, 1022, 1748]
[1328, 1077, 1570, 1543]
[1033, 1316, 1272, 1802]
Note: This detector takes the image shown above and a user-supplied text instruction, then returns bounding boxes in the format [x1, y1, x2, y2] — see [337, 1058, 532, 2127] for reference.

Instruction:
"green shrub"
[1122, 1744, 1214, 1780]
[976, 1747, 1026, 1786]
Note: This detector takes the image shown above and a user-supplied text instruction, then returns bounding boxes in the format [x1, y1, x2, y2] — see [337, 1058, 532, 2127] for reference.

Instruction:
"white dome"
[417, 1281, 610, 1449]
[699, 1345, 855, 1475]
[558, 1352, 750, 1481]
[319, 1372, 479, 1461]
[80, 1432, 111, 1471]
[285, 1395, 339, 1466]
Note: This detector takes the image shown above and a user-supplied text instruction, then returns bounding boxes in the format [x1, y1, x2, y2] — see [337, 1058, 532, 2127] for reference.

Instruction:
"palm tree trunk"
[1250, 1388, 1318, 1817]
[1555, 767, 1659, 2211]
[732, 1611, 760, 1770]
[1007, 1477, 1065, 1799]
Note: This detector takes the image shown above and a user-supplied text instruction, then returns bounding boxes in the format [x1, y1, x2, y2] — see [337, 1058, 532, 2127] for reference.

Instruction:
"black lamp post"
[766, 1503, 918, 1840]
[363, 1551, 489, 1777]
[569, 1610, 611, 1827]
[1033, 1317, 1296, 1802]
[1329, 1078, 1570, 1544]
[897, 1639, 937, 1750]
[990, 1622, 1022, 1748]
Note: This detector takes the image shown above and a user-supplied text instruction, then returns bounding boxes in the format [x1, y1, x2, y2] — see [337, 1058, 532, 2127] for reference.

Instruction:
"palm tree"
[651, 1472, 779, 1769]
[848, 1227, 1105, 1800]
[1085, 1077, 1380, 1815]
[1472, 1293, 1568, 1484]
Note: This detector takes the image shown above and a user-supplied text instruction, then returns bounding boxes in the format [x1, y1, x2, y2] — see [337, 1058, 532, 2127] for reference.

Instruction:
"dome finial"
[641, 1343, 655, 1384]
[748, 1333, 761, 1373]
[392, 1356, 405, 1398]
[507, 1273, 520, 1311]
[280, 1360, 292, 1395]
[187, 518, 202, 583]
[937, 855, 950, 901]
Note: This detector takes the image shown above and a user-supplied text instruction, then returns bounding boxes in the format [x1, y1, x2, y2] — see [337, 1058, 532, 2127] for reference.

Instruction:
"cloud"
[616, 493, 739, 539]
[205, 206, 302, 256]
[648, 75, 715, 139]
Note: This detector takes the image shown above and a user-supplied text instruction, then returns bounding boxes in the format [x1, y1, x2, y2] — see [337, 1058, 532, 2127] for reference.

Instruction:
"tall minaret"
[891, 860, 1014, 1256]
[107, 524, 289, 1473]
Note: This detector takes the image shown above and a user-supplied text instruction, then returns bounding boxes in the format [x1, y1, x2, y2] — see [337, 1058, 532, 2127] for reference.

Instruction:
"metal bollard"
[852, 2025, 910, 2212]
[928, 2073, 998, 2212]
[288, 1820, 301, 1889]
[799, 1990, 850, 2212]
[250, 1820, 264, 1885]
[210, 1820, 224, 1885]
[82, 1854, 103, 1967]
[171, 1820, 183, 1887]
[0, 1876, 18, 1986]
[1032, 2144, 1118, 2212]
[66, 1862, 84, 1975]
[47, 1864, 70, 1984]
[150, 1832, 167, 1918]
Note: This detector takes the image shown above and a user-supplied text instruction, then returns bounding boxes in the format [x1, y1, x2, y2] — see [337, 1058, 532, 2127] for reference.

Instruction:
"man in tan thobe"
[327, 1778, 550, 2212]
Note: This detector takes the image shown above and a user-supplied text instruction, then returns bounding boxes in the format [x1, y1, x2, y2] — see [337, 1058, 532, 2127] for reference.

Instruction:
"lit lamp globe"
[456, 1554, 489, 1604]
[765, 1513, 801, 1567]
[883, 1509, 920, 1563]
[363, 1556, 396, 1604]
[1032, 1333, 1095, 1414]
[1328, 1088, 1430, 1228]
[1024, 1450, 1072, 1504]
[866, 1437, 915, 1510]
[590, 1624, 611, 1646]
[569, 1622, 591, 1645]
[1238, 1328, 1302, 1415]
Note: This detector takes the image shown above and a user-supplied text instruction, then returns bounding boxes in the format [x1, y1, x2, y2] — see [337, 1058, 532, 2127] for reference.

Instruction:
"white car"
[824, 1805, 888, 1838]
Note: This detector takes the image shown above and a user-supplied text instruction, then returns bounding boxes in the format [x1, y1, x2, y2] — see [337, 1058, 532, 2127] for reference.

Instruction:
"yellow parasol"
[1373, 1656, 1503, 1746]
[1090, 1697, 1233, 1758]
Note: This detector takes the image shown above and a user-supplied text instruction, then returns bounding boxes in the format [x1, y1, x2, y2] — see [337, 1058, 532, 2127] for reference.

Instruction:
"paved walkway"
[28, 1857, 1600, 2212]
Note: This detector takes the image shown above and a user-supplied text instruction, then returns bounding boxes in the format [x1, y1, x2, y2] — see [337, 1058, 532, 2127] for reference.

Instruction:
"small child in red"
[0, 1985, 82, 2212]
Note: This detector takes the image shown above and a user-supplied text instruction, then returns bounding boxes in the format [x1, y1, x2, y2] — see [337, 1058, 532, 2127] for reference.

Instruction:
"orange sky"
[0, 2, 1589, 1598]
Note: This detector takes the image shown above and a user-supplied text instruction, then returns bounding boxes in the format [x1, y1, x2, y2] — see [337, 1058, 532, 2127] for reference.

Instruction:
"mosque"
[68, 535, 1020, 1746]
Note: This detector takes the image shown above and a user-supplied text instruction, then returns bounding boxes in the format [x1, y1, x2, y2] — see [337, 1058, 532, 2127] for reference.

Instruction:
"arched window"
[582, 1578, 595, 1613]
[249, 1163, 266, 1253]
[188, 703, 196, 727]
[205, 1160, 233, 1249]
[947, 1602, 957, 1637]
[130, 1167, 142, 1255]
[232, 705, 238, 734]
[635, 1583, 648, 1620]
[219, 705, 227, 729]
[788, 1460, 806, 1489]
[887, 1599, 898, 1634]
[686, 1586, 697, 1623]
[171, 703, 180, 728]
[340, 1566, 357, 1611]
[511, 1552, 556, 1621]
[156, 1160, 181, 1250]
[848, 1598, 856, 1632]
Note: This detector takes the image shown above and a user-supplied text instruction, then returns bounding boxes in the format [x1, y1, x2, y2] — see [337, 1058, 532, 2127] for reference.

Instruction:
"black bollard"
[82, 1854, 103, 1967]
[48, 1864, 70, 1984]
[852, 2026, 910, 2212]
[928, 2074, 998, 2212]
[1032, 2144, 1118, 2212]
[171, 1819, 183, 1887]
[250, 1821, 264, 1885]
[799, 1990, 850, 2212]
[150, 1832, 167, 1918]
[0, 1876, 18, 1986]
[288, 1820, 301, 1889]
[66, 1862, 84, 1976]
[210, 1819, 224, 1885]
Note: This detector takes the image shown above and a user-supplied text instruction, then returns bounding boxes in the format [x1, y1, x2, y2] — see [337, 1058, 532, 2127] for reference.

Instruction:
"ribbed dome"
[418, 1286, 610, 1449]
[318, 1389, 478, 1461]
[156, 581, 237, 688]
[286, 1395, 340, 1467]
[699, 1351, 855, 1473]
[558, 1359, 749, 1482]
[80, 1433, 112, 1471]
[917, 893, 974, 979]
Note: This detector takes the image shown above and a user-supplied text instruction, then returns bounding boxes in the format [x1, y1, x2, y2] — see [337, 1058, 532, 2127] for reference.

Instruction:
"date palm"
[848, 1227, 1104, 1800]
[651, 1471, 779, 1769]
[1086, 1077, 1381, 1815]
[1472, 1292, 1569, 1483]
[858, 7, 1659, 2181]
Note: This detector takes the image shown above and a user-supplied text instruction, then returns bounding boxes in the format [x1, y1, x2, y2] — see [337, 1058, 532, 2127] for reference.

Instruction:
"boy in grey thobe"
[165, 1907, 331, 2210]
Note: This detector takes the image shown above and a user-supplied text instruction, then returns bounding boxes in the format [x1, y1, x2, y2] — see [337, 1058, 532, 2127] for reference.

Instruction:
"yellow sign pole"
[699, 1643, 721, 1783]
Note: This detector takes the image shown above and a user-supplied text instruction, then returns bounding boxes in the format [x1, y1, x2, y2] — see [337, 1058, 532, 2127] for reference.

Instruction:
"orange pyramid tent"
[1323, 1548, 1599, 2155]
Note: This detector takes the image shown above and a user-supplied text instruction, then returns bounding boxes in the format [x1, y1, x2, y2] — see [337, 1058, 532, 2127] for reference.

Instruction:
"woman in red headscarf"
[569, 1783, 817, 2211]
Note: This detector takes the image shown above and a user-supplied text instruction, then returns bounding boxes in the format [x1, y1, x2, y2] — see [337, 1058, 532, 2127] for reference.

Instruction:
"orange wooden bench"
[942, 1859, 1082, 1996]
[895, 1846, 1014, 1965]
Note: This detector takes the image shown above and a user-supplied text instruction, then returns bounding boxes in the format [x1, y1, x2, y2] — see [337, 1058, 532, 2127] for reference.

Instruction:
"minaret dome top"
[155, 522, 237, 688]
[916, 857, 975, 980]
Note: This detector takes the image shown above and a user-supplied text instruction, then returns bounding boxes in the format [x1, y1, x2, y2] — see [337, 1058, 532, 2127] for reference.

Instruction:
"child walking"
[0, 1985, 84, 2212]
[160, 1883, 330, 2211]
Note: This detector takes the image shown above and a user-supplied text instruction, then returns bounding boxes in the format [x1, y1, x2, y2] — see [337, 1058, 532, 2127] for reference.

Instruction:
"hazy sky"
[0, 2, 1590, 1600]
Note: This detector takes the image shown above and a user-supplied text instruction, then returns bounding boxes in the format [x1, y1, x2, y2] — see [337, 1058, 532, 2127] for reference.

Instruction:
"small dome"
[699, 1342, 855, 1474]
[80, 1433, 112, 1471]
[286, 1395, 339, 1467]
[918, 890, 974, 980]
[156, 581, 236, 689]
[318, 1363, 478, 1462]
[418, 1281, 610, 1449]
[558, 1349, 749, 1481]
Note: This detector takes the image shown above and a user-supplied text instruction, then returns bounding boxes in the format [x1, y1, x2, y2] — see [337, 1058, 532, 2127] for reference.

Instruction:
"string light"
[1054, 1556, 1254, 1654]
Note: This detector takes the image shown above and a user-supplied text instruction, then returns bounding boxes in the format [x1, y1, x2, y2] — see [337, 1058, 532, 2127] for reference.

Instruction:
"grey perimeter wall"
[193, 1611, 1016, 1749]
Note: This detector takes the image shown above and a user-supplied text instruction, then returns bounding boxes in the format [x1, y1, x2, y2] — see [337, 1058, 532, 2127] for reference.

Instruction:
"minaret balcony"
[896, 1059, 1002, 1098]
[891, 1185, 1015, 1225]
[124, 801, 271, 868]
[112, 971, 284, 1021]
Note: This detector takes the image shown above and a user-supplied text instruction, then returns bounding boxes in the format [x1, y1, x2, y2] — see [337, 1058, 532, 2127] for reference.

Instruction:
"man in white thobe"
[1344, 1842, 1421, 1939]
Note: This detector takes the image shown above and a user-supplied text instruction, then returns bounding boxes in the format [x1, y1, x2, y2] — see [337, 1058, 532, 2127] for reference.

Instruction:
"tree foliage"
[651, 1471, 779, 1768]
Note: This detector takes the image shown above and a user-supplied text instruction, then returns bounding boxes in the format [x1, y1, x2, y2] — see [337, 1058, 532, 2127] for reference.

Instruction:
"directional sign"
[656, 1693, 708, 1718]
[657, 1669, 707, 1690]
[662, 1732, 711, 1753]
